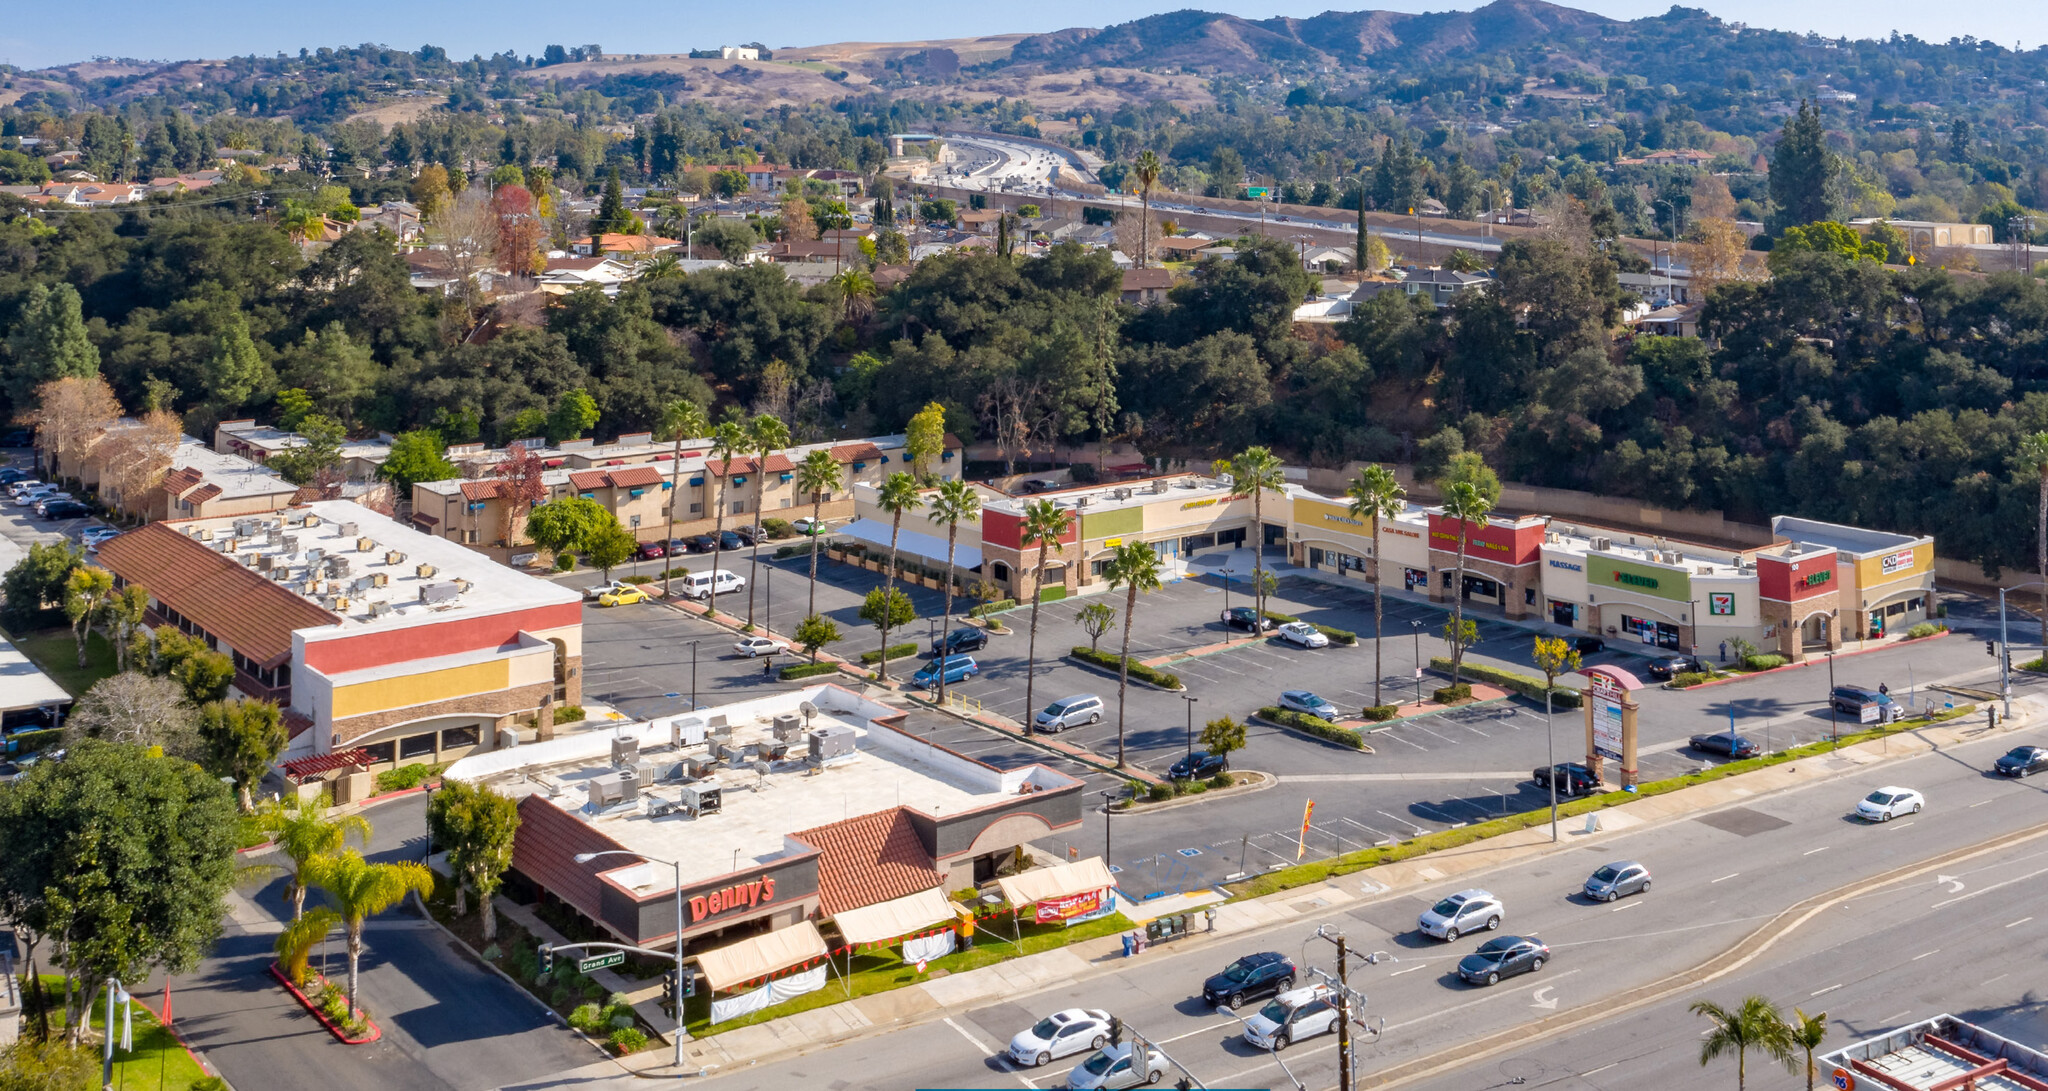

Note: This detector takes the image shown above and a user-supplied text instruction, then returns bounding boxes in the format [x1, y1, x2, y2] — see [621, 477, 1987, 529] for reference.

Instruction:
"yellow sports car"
[597, 586, 650, 607]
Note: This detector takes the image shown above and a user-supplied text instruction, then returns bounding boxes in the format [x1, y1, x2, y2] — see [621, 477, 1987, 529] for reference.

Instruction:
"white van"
[679, 569, 746, 600]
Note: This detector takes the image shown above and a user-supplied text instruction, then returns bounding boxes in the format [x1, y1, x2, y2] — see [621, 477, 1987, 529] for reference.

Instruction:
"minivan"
[1034, 695, 1103, 733]
[912, 655, 978, 688]
[1830, 685, 1902, 724]
[678, 569, 746, 600]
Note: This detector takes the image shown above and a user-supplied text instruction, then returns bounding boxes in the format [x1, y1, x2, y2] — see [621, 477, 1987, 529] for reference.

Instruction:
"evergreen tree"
[4, 283, 101, 412]
[202, 316, 268, 412]
[593, 167, 631, 235]
[1767, 101, 1838, 234]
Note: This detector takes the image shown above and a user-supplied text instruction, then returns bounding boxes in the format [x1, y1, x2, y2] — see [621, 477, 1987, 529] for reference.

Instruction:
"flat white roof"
[1543, 523, 1749, 579]
[0, 636, 71, 711]
[1773, 515, 1927, 558]
[169, 437, 299, 500]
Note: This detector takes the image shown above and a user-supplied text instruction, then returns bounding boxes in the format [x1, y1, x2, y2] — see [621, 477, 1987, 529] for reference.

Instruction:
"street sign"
[578, 951, 625, 972]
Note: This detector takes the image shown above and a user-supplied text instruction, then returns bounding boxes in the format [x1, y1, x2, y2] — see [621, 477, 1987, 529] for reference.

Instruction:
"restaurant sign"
[690, 876, 776, 923]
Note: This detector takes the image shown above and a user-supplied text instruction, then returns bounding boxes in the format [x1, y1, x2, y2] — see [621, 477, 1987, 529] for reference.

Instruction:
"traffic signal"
[1989, 639, 1999, 657]
[661, 969, 678, 1012]
[538, 944, 553, 974]
[1108, 1016, 1123, 1046]
[680, 968, 695, 999]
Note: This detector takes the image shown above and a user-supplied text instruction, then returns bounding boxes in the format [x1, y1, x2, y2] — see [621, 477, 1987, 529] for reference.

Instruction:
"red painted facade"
[980, 509, 1076, 553]
[1426, 515, 1543, 566]
[299, 601, 582, 674]
[1756, 550, 1840, 602]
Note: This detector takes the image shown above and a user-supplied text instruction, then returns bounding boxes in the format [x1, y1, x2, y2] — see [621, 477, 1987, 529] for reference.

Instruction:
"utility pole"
[1336, 932, 1352, 1091]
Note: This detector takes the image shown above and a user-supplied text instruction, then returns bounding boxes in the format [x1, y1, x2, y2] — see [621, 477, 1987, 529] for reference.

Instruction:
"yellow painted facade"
[331, 658, 511, 720]
[1852, 542, 1933, 589]
[1291, 498, 1374, 546]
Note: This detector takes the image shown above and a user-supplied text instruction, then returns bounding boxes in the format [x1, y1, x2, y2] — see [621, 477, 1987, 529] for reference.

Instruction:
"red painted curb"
[1678, 631, 1952, 690]
[269, 962, 383, 1044]
[141, 1000, 216, 1077]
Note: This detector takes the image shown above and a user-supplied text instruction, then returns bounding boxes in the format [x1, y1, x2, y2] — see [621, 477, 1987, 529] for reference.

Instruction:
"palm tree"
[706, 418, 748, 621]
[794, 449, 844, 618]
[258, 796, 371, 921]
[640, 251, 684, 281]
[833, 266, 877, 323]
[744, 413, 792, 629]
[1346, 464, 1407, 709]
[1219, 447, 1286, 627]
[1103, 540, 1165, 767]
[1019, 499, 1074, 730]
[1132, 150, 1162, 269]
[1691, 996, 1795, 1091]
[657, 398, 707, 599]
[874, 472, 925, 681]
[1441, 480, 1493, 687]
[276, 849, 436, 1017]
[2019, 431, 2048, 651]
[925, 479, 982, 703]
[1790, 1008, 1830, 1091]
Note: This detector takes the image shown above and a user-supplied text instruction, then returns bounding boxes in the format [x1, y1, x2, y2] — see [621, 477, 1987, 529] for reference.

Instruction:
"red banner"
[1035, 888, 1106, 924]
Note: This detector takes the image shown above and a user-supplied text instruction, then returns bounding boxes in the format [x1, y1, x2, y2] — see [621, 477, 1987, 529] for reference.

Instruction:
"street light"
[1409, 619, 1425, 705]
[1182, 695, 1199, 759]
[1101, 788, 1117, 868]
[1998, 582, 2048, 720]
[1826, 650, 1838, 749]
[575, 849, 688, 1070]
[686, 640, 700, 710]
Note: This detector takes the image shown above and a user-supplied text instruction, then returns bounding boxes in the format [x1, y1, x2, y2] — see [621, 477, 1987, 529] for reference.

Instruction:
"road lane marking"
[1611, 902, 1640, 912]
[1931, 862, 2048, 909]
[945, 1017, 1035, 1089]
[1390, 965, 1427, 977]
[2009, 917, 2034, 928]
[1911, 949, 1939, 960]
[1712, 873, 1740, 883]
[1156, 1020, 1238, 1045]
[1584, 1063, 1619, 1077]
[1891, 821, 1917, 830]
[1805, 846, 1830, 856]
[1972, 798, 1996, 808]
[1811, 984, 1844, 996]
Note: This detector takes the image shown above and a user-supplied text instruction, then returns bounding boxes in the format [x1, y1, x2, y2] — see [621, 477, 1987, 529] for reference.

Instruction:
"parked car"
[1278, 690, 1341, 721]
[0, 467, 32, 484]
[677, 570, 745, 599]
[636, 540, 668, 560]
[1583, 861, 1651, 902]
[1831, 685, 1904, 724]
[1064, 1042, 1167, 1090]
[37, 500, 89, 520]
[0, 430, 29, 447]
[717, 530, 744, 551]
[791, 517, 829, 536]
[78, 527, 120, 551]
[1857, 786, 1924, 822]
[1573, 637, 1606, 655]
[1532, 762, 1602, 797]
[687, 534, 718, 553]
[733, 525, 763, 545]
[1008, 1008, 1112, 1067]
[733, 636, 785, 658]
[11, 487, 61, 507]
[1458, 936, 1550, 986]
[1996, 746, 2048, 777]
[912, 654, 979, 689]
[583, 579, 632, 600]
[1688, 733, 1762, 759]
[1647, 654, 1705, 680]
[1241, 984, 1338, 1051]
[1201, 952, 1297, 1009]
[1276, 622, 1328, 649]
[930, 628, 988, 657]
[1034, 695, 1103, 733]
[1221, 607, 1276, 633]
[1168, 751, 1227, 780]
[1417, 889, 1504, 941]
[596, 587, 649, 607]
[666, 538, 692, 555]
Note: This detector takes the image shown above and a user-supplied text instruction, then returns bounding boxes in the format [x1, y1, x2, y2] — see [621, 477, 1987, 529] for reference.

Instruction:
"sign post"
[1581, 667, 1642, 788]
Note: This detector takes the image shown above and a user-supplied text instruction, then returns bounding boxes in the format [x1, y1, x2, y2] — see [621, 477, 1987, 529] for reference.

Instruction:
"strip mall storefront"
[1427, 513, 1546, 620]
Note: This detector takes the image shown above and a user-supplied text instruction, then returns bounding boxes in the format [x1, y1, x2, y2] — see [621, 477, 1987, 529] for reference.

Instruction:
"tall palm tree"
[1790, 1008, 1830, 1091]
[257, 796, 371, 921]
[1219, 447, 1287, 627]
[657, 398, 707, 599]
[833, 266, 876, 323]
[794, 449, 844, 619]
[2019, 431, 2048, 651]
[275, 849, 435, 1017]
[874, 472, 925, 681]
[706, 418, 748, 621]
[1132, 150, 1163, 269]
[1691, 996, 1794, 1091]
[1103, 540, 1165, 767]
[744, 413, 792, 629]
[1347, 464, 1407, 709]
[640, 251, 684, 281]
[1441, 480, 1493, 687]
[1019, 499, 1073, 730]
[925, 479, 982, 703]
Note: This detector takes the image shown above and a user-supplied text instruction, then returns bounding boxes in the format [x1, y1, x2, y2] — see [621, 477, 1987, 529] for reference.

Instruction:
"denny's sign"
[689, 876, 777, 923]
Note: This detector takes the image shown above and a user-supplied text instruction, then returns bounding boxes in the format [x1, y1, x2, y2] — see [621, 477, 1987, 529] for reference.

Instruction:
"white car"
[1856, 786, 1924, 822]
[11, 487, 61, 507]
[1008, 1008, 1112, 1067]
[1241, 984, 1339, 1052]
[1277, 622, 1328, 649]
[582, 579, 632, 601]
[79, 527, 120, 551]
[733, 636, 786, 658]
[1065, 1042, 1168, 1090]
[1417, 888, 1504, 941]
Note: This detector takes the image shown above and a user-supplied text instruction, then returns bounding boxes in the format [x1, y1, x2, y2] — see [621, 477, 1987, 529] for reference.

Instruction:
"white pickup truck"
[582, 579, 632, 600]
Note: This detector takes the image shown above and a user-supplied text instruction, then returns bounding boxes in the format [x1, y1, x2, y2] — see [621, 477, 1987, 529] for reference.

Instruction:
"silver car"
[1417, 889, 1503, 941]
[1583, 861, 1651, 902]
[1035, 695, 1103, 733]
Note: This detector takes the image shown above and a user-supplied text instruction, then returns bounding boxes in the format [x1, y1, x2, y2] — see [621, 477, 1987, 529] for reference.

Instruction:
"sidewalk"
[599, 689, 2045, 1077]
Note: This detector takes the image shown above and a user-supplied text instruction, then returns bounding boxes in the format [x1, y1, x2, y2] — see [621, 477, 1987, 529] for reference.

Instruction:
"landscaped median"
[1069, 646, 1184, 690]
[1428, 657, 1581, 708]
[1255, 706, 1370, 751]
[1226, 703, 1980, 901]
[1260, 610, 1358, 646]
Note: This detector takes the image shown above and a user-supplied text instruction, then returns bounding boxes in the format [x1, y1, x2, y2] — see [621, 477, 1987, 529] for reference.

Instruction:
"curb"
[1250, 713, 1376, 754]
[903, 693, 1169, 785]
[268, 962, 382, 1044]
[412, 898, 627, 1064]
[1678, 630, 1954, 690]
[1063, 653, 1187, 692]
[1112, 770, 1279, 814]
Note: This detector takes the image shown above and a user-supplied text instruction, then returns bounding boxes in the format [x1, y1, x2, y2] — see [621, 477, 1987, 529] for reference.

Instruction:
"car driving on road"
[1064, 1042, 1167, 1090]
[1418, 889, 1503, 941]
[1857, 786, 1924, 821]
[1458, 936, 1550, 986]
[1008, 1008, 1112, 1067]
[1202, 952, 1296, 1009]
[1241, 985, 1338, 1052]
[1276, 622, 1328, 648]
[1583, 861, 1651, 901]
[1996, 746, 2048, 777]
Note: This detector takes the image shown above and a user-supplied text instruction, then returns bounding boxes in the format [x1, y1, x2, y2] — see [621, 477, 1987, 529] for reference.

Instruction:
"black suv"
[38, 500, 90, 520]
[1646, 654, 1705, 680]
[930, 627, 989, 657]
[1202, 952, 1297, 1009]
[1573, 637, 1606, 655]
[1168, 751, 1227, 780]
[1533, 762, 1601, 796]
[1688, 733, 1762, 759]
[1220, 607, 1276, 633]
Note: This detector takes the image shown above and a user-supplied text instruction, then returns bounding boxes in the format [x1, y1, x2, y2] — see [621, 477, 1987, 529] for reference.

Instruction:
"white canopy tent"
[695, 919, 829, 993]
[997, 857, 1116, 908]
[831, 886, 955, 947]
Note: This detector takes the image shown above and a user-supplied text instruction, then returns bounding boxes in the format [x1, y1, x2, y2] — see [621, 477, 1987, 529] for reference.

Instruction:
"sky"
[3, 0, 2047, 71]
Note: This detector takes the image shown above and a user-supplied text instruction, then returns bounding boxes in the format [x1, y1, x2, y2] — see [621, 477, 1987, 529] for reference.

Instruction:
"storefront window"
[1621, 615, 1682, 649]
[359, 741, 395, 765]
[1309, 547, 1326, 568]
[441, 725, 480, 749]
[1338, 553, 1365, 573]
[1405, 568, 1428, 590]
[399, 733, 437, 760]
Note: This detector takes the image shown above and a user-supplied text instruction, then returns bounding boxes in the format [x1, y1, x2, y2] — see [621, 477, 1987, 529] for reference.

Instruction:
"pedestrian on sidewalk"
[1719, 640, 1728, 662]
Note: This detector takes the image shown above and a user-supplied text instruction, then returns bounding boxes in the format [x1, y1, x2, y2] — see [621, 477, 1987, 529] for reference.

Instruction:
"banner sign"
[1035, 888, 1107, 924]
[1296, 799, 1316, 860]
[1589, 673, 1625, 761]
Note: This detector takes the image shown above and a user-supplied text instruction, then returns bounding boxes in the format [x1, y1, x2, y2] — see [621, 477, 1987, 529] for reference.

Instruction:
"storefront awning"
[696, 920, 829, 993]
[997, 857, 1116, 907]
[832, 886, 955, 946]
[837, 518, 983, 572]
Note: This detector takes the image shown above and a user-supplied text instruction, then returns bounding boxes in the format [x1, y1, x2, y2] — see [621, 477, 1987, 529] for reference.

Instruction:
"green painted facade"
[1080, 505, 1143, 541]
[1586, 555, 1691, 601]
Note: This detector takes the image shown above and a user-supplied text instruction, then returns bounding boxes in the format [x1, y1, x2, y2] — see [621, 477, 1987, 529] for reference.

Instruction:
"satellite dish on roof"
[799, 701, 818, 717]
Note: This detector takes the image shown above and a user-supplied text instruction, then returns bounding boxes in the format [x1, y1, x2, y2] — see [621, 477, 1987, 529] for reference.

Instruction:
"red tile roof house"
[445, 686, 1085, 973]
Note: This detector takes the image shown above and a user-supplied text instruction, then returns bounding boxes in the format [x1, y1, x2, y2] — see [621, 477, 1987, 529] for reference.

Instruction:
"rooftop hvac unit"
[325, 557, 352, 578]
[384, 551, 405, 566]
[301, 514, 321, 528]
[282, 534, 300, 552]
[454, 578, 472, 594]
[352, 576, 377, 594]
[419, 581, 461, 604]
[368, 601, 392, 618]
[771, 713, 802, 741]
[1590, 537, 1612, 551]
[272, 567, 291, 582]
[676, 783, 721, 816]
[1075, 497, 1090, 508]
[1113, 487, 1132, 500]
[356, 537, 375, 552]
[611, 736, 640, 768]
[807, 724, 856, 762]
[416, 563, 437, 579]
[327, 595, 350, 612]
[585, 769, 639, 810]
[338, 522, 358, 538]
[372, 572, 388, 588]
[1150, 480, 1168, 494]
[234, 518, 259, 537]
[306, 547, 325, 564]
[765, 742, 791, 763]
[668, 716, 707, 750]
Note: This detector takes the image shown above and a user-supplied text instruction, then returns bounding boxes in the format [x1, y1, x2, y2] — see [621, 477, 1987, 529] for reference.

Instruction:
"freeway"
[524, 691, 2048, 1091]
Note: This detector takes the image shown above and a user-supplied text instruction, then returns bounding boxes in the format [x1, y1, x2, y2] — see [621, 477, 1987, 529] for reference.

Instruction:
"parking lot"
[0, 448, 117, 570]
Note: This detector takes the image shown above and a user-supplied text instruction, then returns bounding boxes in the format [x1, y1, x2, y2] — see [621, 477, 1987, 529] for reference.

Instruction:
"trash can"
[1121, 932, 1134, 958]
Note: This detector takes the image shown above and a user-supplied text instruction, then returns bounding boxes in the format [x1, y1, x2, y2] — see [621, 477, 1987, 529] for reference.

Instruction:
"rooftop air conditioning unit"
[242, 553, 260, 568]
[677, 783, 721, 816]
[353, 576, 377, 594]
[1075, 497, 1090, 508]
[585, 770, 639, 810]
[368, 601, 392, 618]
[419, 581, 461, 604]
[611, 736, 640, 767]
[453, 578, 472, 594]
[1150, 480, 1168, 494]
[282, 534, 300, 552]
[772, 714, 802, 741]
[302, 514, 321, 528]
[668, 716, 707, 750]
[338, 522, 358, 538]
[306, 547, 325, 564]
[371, 572, 388, 588]
[327, 595, 350, 612]
[807, 724, 856, 762]
[384, 551, 406, 566]
[326, 557, 353, 578]
[356, 537, 375, 552]
[234, 518, 258, 537]
[1113, 488, 1131, 500]
[1590, 537, 1612, 551]
[416, 563, 437, 579]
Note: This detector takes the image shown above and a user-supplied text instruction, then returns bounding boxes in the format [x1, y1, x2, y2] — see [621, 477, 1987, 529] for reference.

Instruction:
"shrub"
[1906, 622, 1941, 638]
[2021, 657, 2048, 674]
[375, 762, 444, 793]
[554, 553, 575, 571]
[1428, 657, 1581, 708]
[8, 727, 61, 753]
[1360, 705, 1398, 722]
[1669, 671, 1714, 688]
[553, 705, 586, 724]
[1741, 654, 1789, 671]
[1258, 706, 1365, 750]
[1263, 609, 1298, 624]
[192, 1079, 228, 1091]
[1147, 783, 1172, 801]
[569, 1003, 606, 1034]
[859, 642, 919, 664]
[780, 661, 838, 680]
[969, 598, 1018, 618]
[776, 542, 822, 559]
[1070, 646, 1182, 689]
[761, 518, 794, 538]
[1208, 773, 1233, 790]
[1187, 780, 1208, 794]
[623, 575, 654, 584]
[608, 1027, 649, 1055]
[1312, 624, 1357, 645]
[1433, 684, 1473, 703]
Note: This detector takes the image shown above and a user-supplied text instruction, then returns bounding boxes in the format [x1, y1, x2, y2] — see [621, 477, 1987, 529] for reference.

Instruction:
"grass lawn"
[5, 625, 119, 696]
[29, 976, 211, 1091]
[681, 912, 1134, 1037]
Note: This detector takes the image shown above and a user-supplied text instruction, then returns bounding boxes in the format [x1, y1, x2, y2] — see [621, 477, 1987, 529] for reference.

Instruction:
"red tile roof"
[512, 796, 637, 920]
[95, 521, 338, 668]
[184, 483, 223, 505]
[411, 512, 440, 527]
[706, 457, 757, 477]
[606, 465, 664, 488]
[757, 454, 795, 474]
[829, 443, 882, 464]
[161, 467, 204, 496]
[281, 748, 375, 781]
[460, 480, 505, 501]
[793, 808, 942, 916]
[568, 470, 612, 491]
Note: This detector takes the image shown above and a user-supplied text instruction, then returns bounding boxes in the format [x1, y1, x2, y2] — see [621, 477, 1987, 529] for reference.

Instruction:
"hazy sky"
[3, 0, 2045, 71]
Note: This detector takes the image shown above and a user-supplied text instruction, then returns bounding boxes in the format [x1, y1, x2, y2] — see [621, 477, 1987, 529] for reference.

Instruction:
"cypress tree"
[1767, 100, 1838, 234]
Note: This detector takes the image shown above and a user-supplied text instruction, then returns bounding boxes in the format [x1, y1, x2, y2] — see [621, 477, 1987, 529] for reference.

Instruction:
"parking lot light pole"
[1997, 583, 2047, 720]
[1101, 789, 1116, 865]
[1182, 695, 1198, 759]
[576, 849, 687, 1069]
[1827, 651, 1838, 749]
[1409, 620, 1424, 706]
[687, 641, 699, 710]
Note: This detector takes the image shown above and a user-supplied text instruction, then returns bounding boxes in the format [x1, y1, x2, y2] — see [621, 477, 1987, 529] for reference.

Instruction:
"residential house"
[215, 420, 392, 484]
[741, 164, 783, 193]
[1120, 267, 1175, 307]
[719, 45, 761, 60]
[1348, 268, 1490, 306]
[573, 233, 681, 257]
[536, 255, 637, 296]
[957, 209, 1004, 236]
[1154, 236, 1219, 261]
[355, 200, 424, 245]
